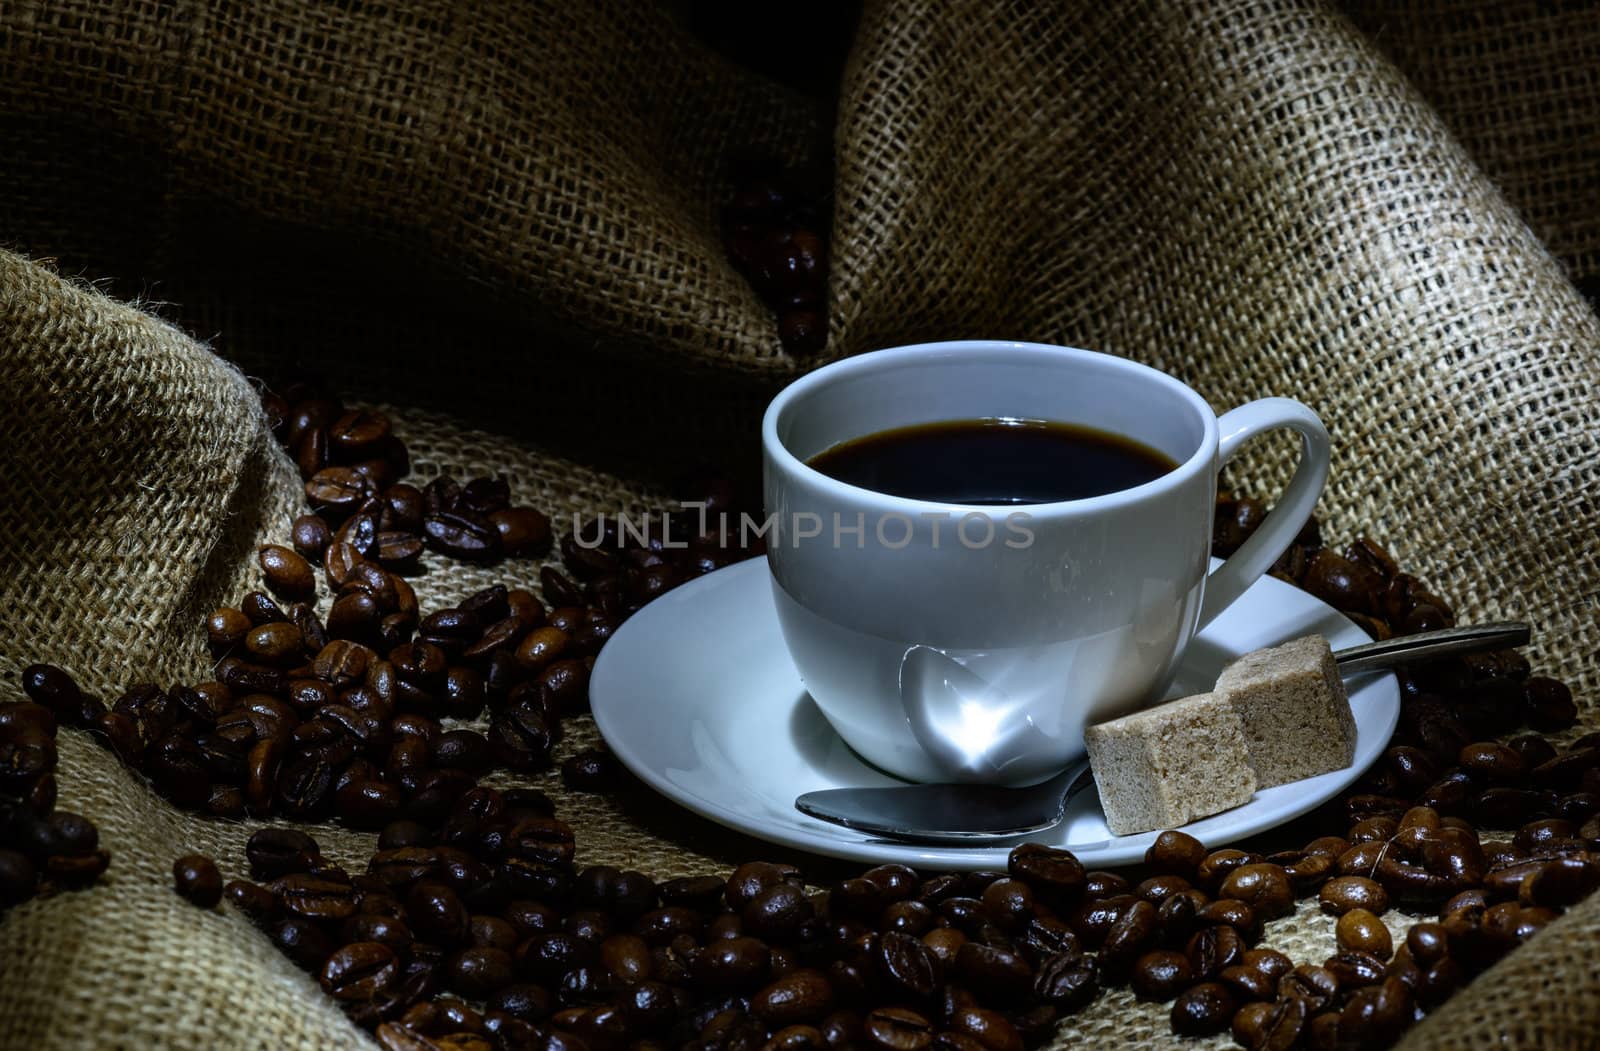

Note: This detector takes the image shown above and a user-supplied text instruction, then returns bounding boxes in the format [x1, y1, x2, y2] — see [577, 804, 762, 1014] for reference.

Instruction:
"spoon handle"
[1333, 622, 1529, 673]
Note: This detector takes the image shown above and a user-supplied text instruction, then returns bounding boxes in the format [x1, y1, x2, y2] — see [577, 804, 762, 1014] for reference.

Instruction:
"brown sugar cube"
[1084, 693, 1258, 836]
[1214, 634, 1356, 788]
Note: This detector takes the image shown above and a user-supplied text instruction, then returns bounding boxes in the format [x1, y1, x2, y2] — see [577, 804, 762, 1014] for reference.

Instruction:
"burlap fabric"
[3, 0, 1600, 1047]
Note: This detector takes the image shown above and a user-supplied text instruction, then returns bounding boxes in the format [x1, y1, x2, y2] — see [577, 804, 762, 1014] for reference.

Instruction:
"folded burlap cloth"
[3, 1, 1600, 1048]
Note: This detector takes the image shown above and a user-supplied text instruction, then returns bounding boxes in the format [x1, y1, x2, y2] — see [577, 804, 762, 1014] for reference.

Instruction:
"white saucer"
[590, 558, 1399, 871]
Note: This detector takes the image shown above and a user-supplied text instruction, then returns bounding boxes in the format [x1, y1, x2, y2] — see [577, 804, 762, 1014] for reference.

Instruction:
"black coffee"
[807, 418, 1176, 505]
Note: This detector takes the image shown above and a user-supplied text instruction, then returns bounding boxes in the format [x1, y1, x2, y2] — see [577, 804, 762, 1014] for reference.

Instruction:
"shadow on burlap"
[4, 1, 1600, 1048]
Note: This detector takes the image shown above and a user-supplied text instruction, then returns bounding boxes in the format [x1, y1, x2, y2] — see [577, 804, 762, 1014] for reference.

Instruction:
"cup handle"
[1196, 397, 1331, 629]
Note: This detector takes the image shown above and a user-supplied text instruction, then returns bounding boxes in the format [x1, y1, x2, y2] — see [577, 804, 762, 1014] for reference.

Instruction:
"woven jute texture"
[3, 0, 1600, 1048]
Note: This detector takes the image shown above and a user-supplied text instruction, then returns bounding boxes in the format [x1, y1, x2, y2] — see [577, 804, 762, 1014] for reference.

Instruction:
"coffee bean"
[207, 608, 252, 652]
[752, 968, 835, 1027]
[1217, 863, 1293, 920]
[424, 512, 504, 563]
[1130, 873, 1189, 907]
[0, 850, 38, 906]
[25, 772, 59, 816]
[1006, 916, 1074, 970]
[324, 409, 390, 457]
[1151, 889, 1204, 949]
[1186, 925, 1244, 980]
[408, 880, 471, 945]
[1474, 787, 1546, 828]
[345, 913, 415, 954]
[1196, 899, 1261, 945]
[1170, 981, 1235, 1036]
[447, 946, 515, 998]
[173, 854, 223, 908]
[552, 749, 620, 795]
[1098, 898, 1159, 981]
[277, 750, 338, 817]
[1523, 677, 1578, 732]
[1324, 949, 1387, 990]
[692, 936, 772, 991]
[236, 593, 288, 629]
[377, 611, 413, 655]
[1235, 996, 1308, 1051]
[420, 610, 482, 654]
[1219, 956, 1280, 1003]
[336, 778, 405, 829]
[306, 467, 377, 518]
[1007, 946, 1089, 1018]
[537, 568, 583, 609]
[865, 930, 935, 1000]
[259, 544, 316, 601]
[246, 828, 319, 880]
[1279, 964, 1339, 1013]
[863, 1006, 934, 1051]
[969, 877, 1029, 932]
[289, 514, 333, 560]
[1336, 908, 1392, 958]
[368, 481, 418, 531]
[1336, 839, 1385, 878]
[390, 642, 447, 691]
[1066, 893, 1134, 948]
[1129, 949, 1191, 1002]
[953, 940, 1032, 1004]
[513, 626, 569, 674]
[294, 423, 330, 478]
[488, 706, 554, 773]
[44, 849, 111, 885]
[1319, 876, 1388, 916]
[328, 590, 383, 643]
[538, 660, 589, 715]
[491, 509, 553, 558]
[223, 879, 279, 928]
[1195, 849, 1260, 893]
[1459, 741, 1527, 784]
[945, 1005, 1020, 1051]
[744, 882, 814, 942]
[1338, 975, 1412, 1045]
[277, 874, 358, 922]
[0, 733, 56, 797]
[1513, 817, 1577, 852]
[345, 561, 399, 611]
[324, 541, 367, 590]
[246, 621, 305, 664]
[1144, 830, 1207, 877]
[1230, 1001, 1275, 1048]
[369, 846, 441, 890]
[1520, 855, 1600, 908]
[321, 941, 399, 1002]
[1272, 850, 1334, 897]
[15, 810, 93, 860]
[435, 730, 494, 775]
[272, 917, 334, 972]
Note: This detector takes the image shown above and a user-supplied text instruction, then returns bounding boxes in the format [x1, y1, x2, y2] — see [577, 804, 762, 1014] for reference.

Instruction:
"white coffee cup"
[762, 341, 1330, 785]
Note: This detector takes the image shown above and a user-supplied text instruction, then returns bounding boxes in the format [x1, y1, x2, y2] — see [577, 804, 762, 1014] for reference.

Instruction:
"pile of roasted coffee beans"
[202, 817, 1107, 1051]
[31, 565, 681, 826]
[260, 378, 556, 568]
[721, 173, 830, 355]
[145, 504, 1589, 1051]
[3, 665, 111, 911]
[261, 377, 761, 619]
[11, 377, 1597, 1051]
